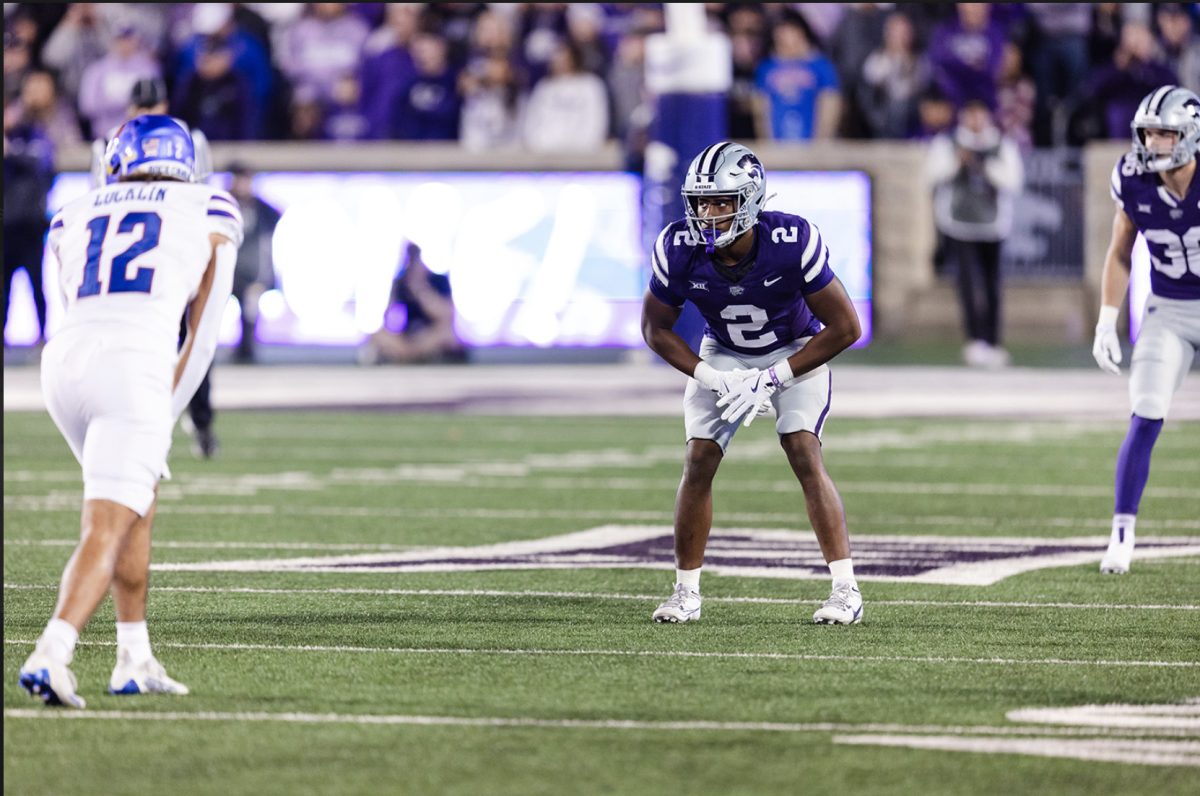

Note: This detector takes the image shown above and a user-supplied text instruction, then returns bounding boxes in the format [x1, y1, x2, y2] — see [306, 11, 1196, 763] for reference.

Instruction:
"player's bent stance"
[1095, 86, 1200, 575]
[18, 116, 243, 707]
[641, 142, 863, 625]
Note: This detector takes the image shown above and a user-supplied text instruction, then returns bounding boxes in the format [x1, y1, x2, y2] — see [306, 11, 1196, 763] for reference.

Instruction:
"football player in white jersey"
[1096, 85, 1200, 574]
[18, 115, 243, 707]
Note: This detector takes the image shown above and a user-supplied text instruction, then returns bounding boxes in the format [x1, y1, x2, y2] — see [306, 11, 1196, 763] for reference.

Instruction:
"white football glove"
[1092, 305, 1122, 375]
[692, 361, 739, 395]
[716, 369, 776, 427]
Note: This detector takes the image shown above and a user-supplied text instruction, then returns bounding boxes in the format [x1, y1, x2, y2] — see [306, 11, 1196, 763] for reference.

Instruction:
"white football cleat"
[1100, 543, 1133, 574]
[18, 650, 86, 708]
[1101, 526, 1135, 574]
[109, 650, 190, 695]
[813, 583, 864, 625]
[653, 583, 702, 623]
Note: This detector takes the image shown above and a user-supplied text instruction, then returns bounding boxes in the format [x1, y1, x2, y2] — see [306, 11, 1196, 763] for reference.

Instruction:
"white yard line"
[3, 710, 1196, 740]
[4, 638, 1195, 668]
[831, 735, 1200, 767]
[5, 583, 1197, 611]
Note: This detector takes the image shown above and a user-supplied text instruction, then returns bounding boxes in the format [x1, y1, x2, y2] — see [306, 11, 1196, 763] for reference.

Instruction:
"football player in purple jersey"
[641, 142, 864, 625]
[1096, 85, 1200, 574]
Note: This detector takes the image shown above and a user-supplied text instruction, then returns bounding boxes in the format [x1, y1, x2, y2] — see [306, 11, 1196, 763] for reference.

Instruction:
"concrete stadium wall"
[57, 139, 1129, 345]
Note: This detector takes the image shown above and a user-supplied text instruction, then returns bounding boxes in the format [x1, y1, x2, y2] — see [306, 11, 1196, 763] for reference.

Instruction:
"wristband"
[693, 360, 719, 391]
[1097, 305, 1119, 328]
[766, 358, 794, 388]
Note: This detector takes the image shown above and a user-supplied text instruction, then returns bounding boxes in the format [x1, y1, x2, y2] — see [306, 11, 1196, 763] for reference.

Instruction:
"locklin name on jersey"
[92, 185, 169, 206]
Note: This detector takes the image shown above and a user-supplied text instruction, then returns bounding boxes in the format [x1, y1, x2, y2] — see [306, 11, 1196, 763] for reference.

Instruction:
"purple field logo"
[153, 527, 1200, 586]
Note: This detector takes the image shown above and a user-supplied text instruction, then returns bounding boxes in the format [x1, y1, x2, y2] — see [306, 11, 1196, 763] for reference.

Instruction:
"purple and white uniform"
[649, 210, 838, 449]
[1110, 152, 1200, 420]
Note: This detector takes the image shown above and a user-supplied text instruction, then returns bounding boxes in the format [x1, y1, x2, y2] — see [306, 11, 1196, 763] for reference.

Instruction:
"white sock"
[676, 566, 701, 592]
[1111, 514, 1136, 547]
[828, 558, 857, 590]
[116, 621, 154, 666]
[38, 618, 79, 665]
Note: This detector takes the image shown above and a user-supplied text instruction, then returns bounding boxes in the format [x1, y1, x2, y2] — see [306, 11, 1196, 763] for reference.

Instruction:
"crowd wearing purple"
[5, 3, 1200, 156]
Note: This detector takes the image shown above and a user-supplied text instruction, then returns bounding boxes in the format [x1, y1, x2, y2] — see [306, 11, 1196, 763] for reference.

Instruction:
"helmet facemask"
[684, 192, 749, 253]
[681, 143, 768, 253]
[1131, 86, 1200, 173]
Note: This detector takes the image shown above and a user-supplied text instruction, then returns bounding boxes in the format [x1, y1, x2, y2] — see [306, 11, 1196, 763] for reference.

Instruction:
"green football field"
[4, 410, 1198, 796]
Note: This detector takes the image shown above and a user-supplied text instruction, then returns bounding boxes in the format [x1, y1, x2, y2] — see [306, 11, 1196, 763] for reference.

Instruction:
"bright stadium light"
[403, 182, 464, 276]
[272, 200, 356, 323]
[353, 186, 405, 334]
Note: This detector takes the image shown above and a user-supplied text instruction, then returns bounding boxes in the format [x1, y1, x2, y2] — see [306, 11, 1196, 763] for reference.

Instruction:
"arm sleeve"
[924, 135, 960, 185]
[984, 139, 1024, 193]
[647, 227, 686, 307]
[171, 241, 236, 420]
[797, 220, 835, 295]
[47, 211, 66, 260]
[206, 190, 245, 248]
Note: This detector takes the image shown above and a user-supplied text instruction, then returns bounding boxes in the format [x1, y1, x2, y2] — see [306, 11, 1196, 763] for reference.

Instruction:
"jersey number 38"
[1143, 226, 1200, 278]
[78, 211, 161, 298]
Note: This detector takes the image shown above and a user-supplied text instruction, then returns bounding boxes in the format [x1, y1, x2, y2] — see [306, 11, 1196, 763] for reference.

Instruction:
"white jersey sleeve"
[206, 189, 244, 248]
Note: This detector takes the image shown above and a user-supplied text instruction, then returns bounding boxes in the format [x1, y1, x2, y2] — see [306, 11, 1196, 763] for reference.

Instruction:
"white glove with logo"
[692, 361, 739, 395]
[717, 369, 776, 427]
[1092, 305, 1122, 375]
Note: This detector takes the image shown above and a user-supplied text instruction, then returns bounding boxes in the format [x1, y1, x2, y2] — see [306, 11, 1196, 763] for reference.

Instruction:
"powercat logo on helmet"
[738, 153, 763, 183]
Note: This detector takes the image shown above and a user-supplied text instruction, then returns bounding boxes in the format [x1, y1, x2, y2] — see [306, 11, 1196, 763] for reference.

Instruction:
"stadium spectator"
[1025, 4, 1091, 146]
[609, 28, 651, 141]
[858, 12, 928, 139]
[3, 31, 33, 107]
[928, 3, 1007, 111]
[362, 243, 463, 365]
[281, 3, 369, 106]
[997, 42, 1035, 149]
[40, 3, 111, 114]
[226, 163, 280, 364]
[459, 55, 523, 150]
[1157, 4, 1200, 96]
[724, 4, 768, 140]
[8, 69, 81, 151]
[77, 26, 161, 140]
[523, 39, 609, 151]
[925, 99, 1024, 369]
[828, 3, 888, 138]
[359, 2, 419, 140]
[171, 39, 257, 141]
[322, 74, 369, 141]
[422, 2, 486, 68]
[175, 3, 272, 121]
[915, 85, 956, 140]
[1087, 23, 1177, 139]
[397, 32, 461, 140]
[3, 110, 54, 346]
[519, 3, 569, 87]
[1089, 3, 1125, 68]
[753, 12, 841, 141]
[565, 3, 610, 76]
[458, 9, 523, 149]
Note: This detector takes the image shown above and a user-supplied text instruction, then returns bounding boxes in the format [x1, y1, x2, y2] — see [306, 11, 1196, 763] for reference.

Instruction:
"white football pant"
[40, 329, 174, 517]
[684, 336, 832, 452]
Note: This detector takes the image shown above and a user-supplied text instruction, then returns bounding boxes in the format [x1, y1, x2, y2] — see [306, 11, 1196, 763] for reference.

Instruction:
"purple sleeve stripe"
[210, 194, 237, 206]
[50, 219, 64, 229]
[813, 371, 832, 437]
[208, 209, 238, 220]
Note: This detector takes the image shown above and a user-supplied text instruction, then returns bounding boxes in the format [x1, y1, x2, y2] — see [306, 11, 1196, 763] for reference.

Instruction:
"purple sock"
[1114, 414, 1164, 515]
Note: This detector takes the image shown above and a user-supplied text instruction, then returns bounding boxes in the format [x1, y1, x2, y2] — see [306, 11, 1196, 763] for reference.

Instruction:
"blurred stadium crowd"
[4, 2, 1200, 157]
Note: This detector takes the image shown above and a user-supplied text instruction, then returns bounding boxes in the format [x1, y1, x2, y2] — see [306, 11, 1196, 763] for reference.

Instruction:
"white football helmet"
[1131, 85, 1200, 172]
[681, 142, 768, 251]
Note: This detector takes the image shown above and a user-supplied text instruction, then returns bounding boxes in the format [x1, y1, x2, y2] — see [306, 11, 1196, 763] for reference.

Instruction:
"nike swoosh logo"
[764, 276, 782, 286]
